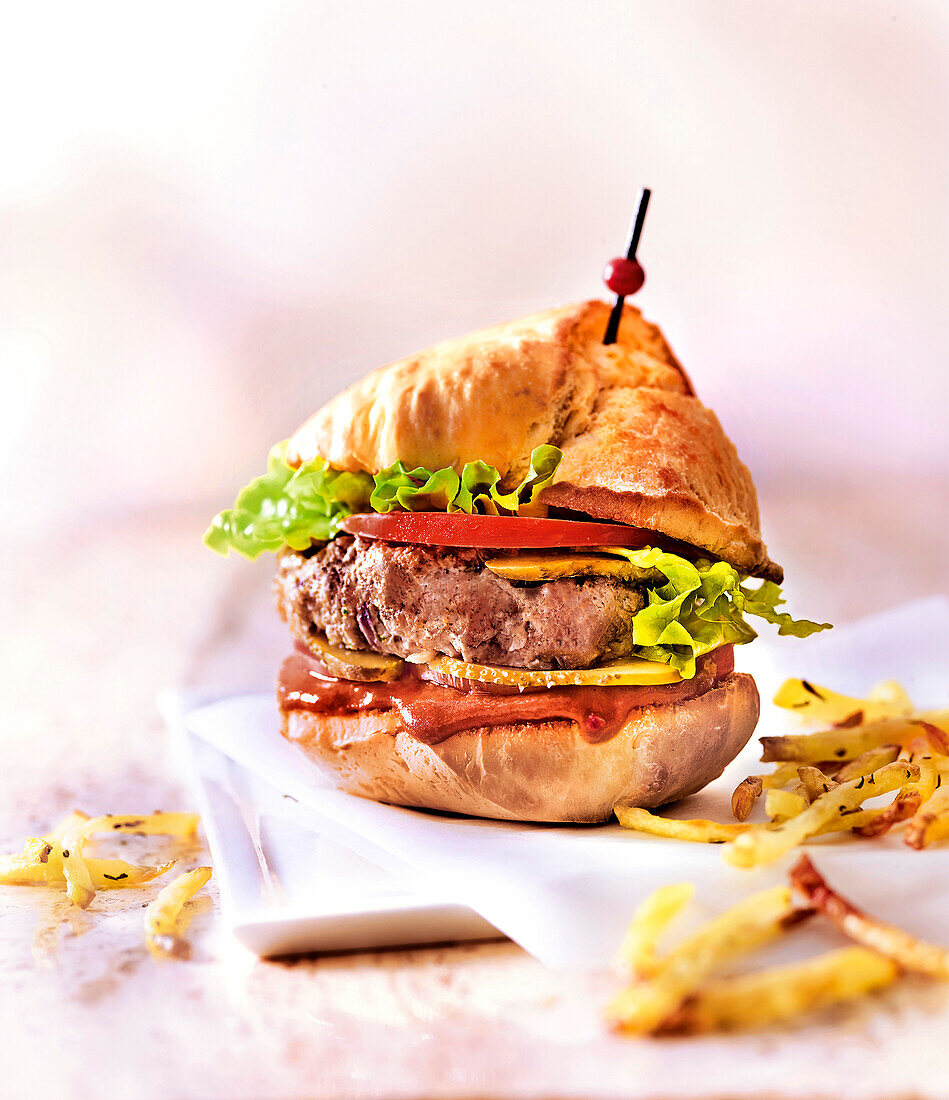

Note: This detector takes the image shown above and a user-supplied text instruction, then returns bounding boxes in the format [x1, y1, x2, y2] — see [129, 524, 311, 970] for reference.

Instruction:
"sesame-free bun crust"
[280, 672, 759, 823]
[288, 301, 780, 581]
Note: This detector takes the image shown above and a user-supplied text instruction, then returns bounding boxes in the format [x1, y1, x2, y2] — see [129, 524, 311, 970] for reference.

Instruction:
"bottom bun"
[280, 672, 759, 823]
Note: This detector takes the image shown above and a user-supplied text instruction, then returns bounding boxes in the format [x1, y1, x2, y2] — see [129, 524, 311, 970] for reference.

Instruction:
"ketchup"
[278, 646, 734, 746]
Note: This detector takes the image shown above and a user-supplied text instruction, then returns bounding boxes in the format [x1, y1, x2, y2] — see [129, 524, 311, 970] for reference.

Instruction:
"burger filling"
[207, 443, 830, 697]
[276, 536, 644, 670]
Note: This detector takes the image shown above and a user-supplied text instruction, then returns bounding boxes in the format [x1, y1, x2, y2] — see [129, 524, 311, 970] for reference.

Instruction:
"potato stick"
[797, 765, 839, 802]
[617, 884, 695, 977]
[917, 720, 949, 755]
[660, 947, 898, 1034]
[615, 805, 753, 843]
[765, 788, 808, 823]
[791, 856, 949, 978]
[56, 812, 199, 910]
[42, 837, 95, 909]
[0, 853, 57, 885]
[145, 866, 212, 959]
[0, 853, 175, 888]
[905, 783, 949, 849]
[834, 744, 900, 782]
[731, 764, 803, 822]
[77, 813, 200, 841]
[760, 720, 939, 764]
[731, 777, 763, 822]
[773, 678, 914, 725]
[762, 762, 807, 789]
[723, 762, 918, 868]
[811, 807, 879, 835]
[606, 886, 802, 1034]
[855, 754, 939, 838]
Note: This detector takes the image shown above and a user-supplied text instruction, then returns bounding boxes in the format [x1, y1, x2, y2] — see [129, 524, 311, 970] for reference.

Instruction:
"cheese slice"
[427, 654, 681, 689]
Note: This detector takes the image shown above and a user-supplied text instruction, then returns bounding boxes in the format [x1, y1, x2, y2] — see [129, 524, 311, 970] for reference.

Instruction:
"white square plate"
[169, 698, 498, 957]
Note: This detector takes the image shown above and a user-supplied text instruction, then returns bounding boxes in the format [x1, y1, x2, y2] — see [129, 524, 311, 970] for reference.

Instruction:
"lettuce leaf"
[205, 444, 563, 558]
[604, 547, 831, 677]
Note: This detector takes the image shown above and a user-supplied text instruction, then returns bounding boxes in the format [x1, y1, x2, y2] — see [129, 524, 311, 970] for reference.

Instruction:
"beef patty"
[275, 536, 645, 670]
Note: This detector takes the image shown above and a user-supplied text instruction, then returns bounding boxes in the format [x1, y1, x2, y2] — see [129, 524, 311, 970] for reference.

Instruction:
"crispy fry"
[606, 886, 803, 1034]
[145, 866, 212, 959]
[797, 765, 838, 802]
[773, 678, 915, 726]
[0, 852, 175, 888]
[760, 719, 942, 764]
[730, 777, 763, 822]
[74, 813, 200, 841]
[854, 753, 939, 838]
[905, 782, 949, 849]
[617, 883, 695, 978]
[765, 788, 808, 823]
[57, 811, 201, 910]
[762, 762, 808, 789]
[614, 805, 753, 843]
[659, 947, 898, 1034]
[51, 838, 95, 909]
[730, 763, 803, 822]
[791, 856, 949, 978]
[0, 810, 201, 909]
[723, 762, 919, 868]
[833, 744, 901, 782]
[917, 719, 949, 755]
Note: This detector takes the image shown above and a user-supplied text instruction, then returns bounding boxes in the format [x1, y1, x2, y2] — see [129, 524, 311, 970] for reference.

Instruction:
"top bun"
[288, 300, 781, 581]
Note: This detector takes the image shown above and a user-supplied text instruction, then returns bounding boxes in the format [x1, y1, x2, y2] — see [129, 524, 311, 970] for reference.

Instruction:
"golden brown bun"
[288, 301, 780, 581]
[280, 673, 759, 823]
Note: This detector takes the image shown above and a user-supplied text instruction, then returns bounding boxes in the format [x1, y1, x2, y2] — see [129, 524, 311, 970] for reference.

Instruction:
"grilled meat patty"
[275, 536, 645, 670]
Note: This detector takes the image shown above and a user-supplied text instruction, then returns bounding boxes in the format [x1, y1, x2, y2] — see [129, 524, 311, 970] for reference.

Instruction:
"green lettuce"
[604, 547, 831, 677]
[204, 443, 563, 559]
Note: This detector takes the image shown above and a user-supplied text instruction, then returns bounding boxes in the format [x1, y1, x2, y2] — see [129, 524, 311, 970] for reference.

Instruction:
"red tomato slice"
[339, 512, 656, 549]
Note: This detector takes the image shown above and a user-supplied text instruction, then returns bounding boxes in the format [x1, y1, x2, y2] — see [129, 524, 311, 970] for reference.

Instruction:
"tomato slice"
[339, 512, 655, 549]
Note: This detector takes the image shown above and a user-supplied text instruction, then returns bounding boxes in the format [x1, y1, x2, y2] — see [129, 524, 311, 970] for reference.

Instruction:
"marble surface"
[1, 474, 947, 1100]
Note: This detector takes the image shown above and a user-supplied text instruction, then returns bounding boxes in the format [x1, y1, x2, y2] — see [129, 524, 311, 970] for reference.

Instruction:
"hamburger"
[206, 300, 828, 822]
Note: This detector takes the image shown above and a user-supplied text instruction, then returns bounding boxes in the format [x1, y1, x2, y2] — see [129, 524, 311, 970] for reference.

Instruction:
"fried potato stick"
[606, 886, 803, 1034]
[796, 766, 838, 802]
[791, 856, 949, 978]
[773, 679, 915, 726]
[723, 762, 919, 868]
[0, 850, 175, 888]
[617, 883, 695, 978]
[659, 947, 898, 1034]
[760, 720, 944, 764]
[833, 744, 901, 782]
[145, 866, 212, 959]
[614, 806, 753, 843]
[854, 753, 939, 838]
[764, 788, 808, 823]
[905, 783, 949, 849]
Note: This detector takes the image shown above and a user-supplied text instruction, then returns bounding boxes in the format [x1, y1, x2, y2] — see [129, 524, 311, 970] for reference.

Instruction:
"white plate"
[168, 696, 498, 957]
[170, 596, 949, 967]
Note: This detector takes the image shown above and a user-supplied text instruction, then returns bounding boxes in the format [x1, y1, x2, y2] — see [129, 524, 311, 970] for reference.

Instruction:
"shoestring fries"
[608, 859, 946, 1036]
[145, 866, 213, 959]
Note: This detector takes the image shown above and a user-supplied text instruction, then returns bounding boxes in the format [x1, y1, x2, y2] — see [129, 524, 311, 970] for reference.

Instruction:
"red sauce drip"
[278, 646, 734, 745]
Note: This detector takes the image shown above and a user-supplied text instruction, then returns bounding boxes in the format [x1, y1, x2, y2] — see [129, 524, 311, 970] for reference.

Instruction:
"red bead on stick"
[602, 188, 651, 345]
[603, 257, 645, 297]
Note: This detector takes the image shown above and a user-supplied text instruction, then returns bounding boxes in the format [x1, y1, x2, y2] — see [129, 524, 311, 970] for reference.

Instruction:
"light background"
[1, 1, 946, 570]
